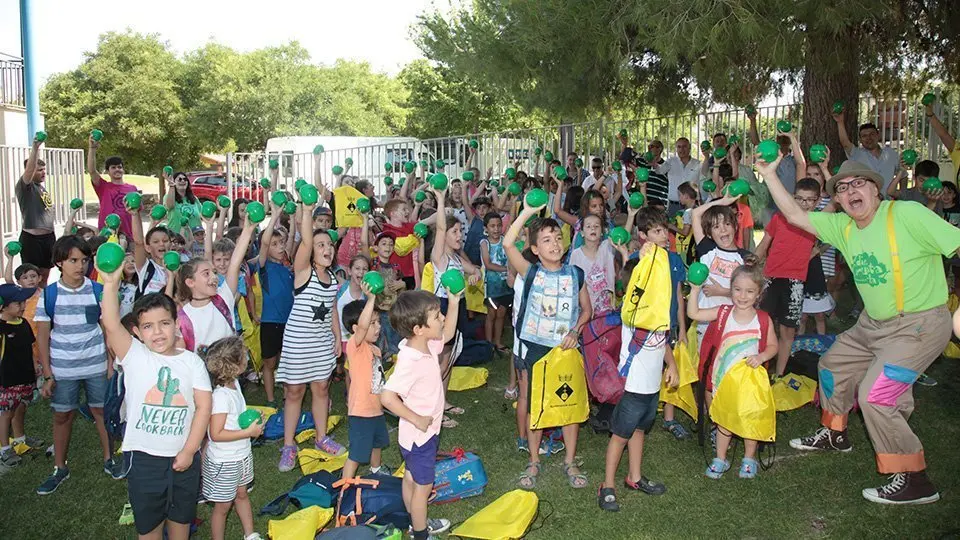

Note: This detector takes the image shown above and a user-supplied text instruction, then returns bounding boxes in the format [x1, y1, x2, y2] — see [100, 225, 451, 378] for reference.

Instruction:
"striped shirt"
[34, 278, 107, 380]
[640, 158, 669, 207]
[277, 268, 339, 384]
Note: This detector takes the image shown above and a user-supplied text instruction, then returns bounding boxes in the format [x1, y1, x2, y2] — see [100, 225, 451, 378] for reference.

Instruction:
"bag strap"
[209, 294, 235, 331]
[843, 202, 903, 314]
[514, 263, 540, 337]
[43, 283, 58, 327]
[177, 307, 195, 352]
[136, 261, 156, 300]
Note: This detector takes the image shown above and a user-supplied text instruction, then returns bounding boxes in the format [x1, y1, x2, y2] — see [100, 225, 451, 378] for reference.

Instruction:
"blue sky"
[1, 0, 446, 83]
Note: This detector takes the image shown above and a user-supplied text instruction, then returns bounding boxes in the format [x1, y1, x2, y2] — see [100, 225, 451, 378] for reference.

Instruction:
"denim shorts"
[51, 374, 108, 413]
[610, 390, 660, 439]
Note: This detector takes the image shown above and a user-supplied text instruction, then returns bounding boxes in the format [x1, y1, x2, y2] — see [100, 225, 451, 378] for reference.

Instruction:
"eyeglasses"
[834, 177, 869, 194]
[591, 166, 603, 170]
[794, 196, 820, 204]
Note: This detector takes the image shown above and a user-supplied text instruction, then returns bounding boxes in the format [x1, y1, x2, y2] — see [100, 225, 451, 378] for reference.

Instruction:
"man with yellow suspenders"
[758, 158, 960, 505]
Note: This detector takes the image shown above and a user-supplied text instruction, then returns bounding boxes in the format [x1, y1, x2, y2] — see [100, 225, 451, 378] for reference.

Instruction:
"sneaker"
[243, 533, 264, 540]
[538, 431, 565, 456]
[598, 486, 619, 512]
[278, 445, 298, 472]
[426, 518, 451, 534]
[504, 386, 519, 400]
[315, 435, 346, 456]
[517, 437, 530, 454]
[1, 447, 22, 468]
[663, 420, 690, 440]
[738, 457, 759, 479]
[370, 464, 393, 476]
[861, 471, 940, 505]
[37, 466, 70, 495]
[623, 475, 666, 495]
[916, 373, 937, 387]
[104, 458, 126, 480]
[789, 427, 852, 452]
[704, 458, 730, 479]
[18, 436, 45, 449]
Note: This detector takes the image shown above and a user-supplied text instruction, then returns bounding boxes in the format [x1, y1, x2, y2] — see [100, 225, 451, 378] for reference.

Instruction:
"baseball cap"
[826, 160, 885, 195]
[375, 231, 397, 244]
[0, 284, 36, 305]
[191, 226, 204, 234]
[312, 207, 332, 218]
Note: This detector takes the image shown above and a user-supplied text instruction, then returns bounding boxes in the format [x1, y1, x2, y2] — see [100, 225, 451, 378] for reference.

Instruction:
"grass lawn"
[2, 311, 960, 539]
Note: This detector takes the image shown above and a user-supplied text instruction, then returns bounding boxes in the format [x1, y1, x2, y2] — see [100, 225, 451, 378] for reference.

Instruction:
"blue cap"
[0, 284, 36, 305]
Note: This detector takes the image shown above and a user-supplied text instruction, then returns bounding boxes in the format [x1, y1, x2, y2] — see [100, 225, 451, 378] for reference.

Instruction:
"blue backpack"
[432, 450, 487, 504]
[263, 411, 316, 440]
[260, 471, 338, 516]
[43, 280, 104, 328]
[103, 370, 126, 439]
[333, 476, 410, 530]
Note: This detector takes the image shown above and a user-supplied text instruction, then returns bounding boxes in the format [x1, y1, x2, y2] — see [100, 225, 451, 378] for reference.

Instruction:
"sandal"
[441, 415, 459, 428]
[444, 405, 465, 415]
[504, 386, 519, 400]
[518, 461, 541, 490]
[494, 344, 510, 354]
[562, 462, 588, 489]
[738, 457, 758, 479]
[663, 420, 690, 440]
[704, 458, 730, 479]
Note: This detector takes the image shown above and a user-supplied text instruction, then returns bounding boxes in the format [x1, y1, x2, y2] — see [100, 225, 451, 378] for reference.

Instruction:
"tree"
[417, 0, 958, 167]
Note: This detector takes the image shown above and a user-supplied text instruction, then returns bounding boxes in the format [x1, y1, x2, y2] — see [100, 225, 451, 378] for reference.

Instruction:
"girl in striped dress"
[276, 201, 344, 472]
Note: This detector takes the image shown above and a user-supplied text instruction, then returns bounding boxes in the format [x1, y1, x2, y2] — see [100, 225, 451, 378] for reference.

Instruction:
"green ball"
[200, 201, 217, 219]
[259, 177, 271, 189]
[246, 201, 266, 223]
[901, 149, 918, 166]
[497, 185, 506, 194]
[435, 159, 446, 170]
[99, 227, 115, 238]
[283, 201, 297, 215]
[430, 173, 448, 191]
[313, 144, 325, 154]
[356, 198, 371, 214]
[643, 151, 654, 162]
[271, 191, 288, 206]
[150, 205, 167, 220]
[237, 409, 262, 430]
[505, 167, 517, 180]
[726, 179, 751, 197]
[702, 180, 717, 193]
[70, 198, 84, 210]
[384, 162, 392, 172]
[345, 157, 354, 167]
[544, 151, 554, 162]
[609, 226, 631, 246]
[619, 128, 628, 137]
[5, 241, 22, 256]
[180, 216, 190, 227]
[507, 182, 522, 196]
[575, 158, 584, 168]
[489, 180, 500, 188]
[163, 165, 173, 175]
[299, 185, 319, 206]
[757, 139, 780, 162]
[525, 188, 548, 208]
[612, 161, 623, 172]
[415, 191, 426, 203]
[420, 160, 428, 168]
[90, 129, 103, 141]
[700, 140, 712, 152]
[810, 144, 829, 163]
[923, 177, 943, 192]
[332, 165, 344, 175]
[217, 195, 231, 209]
[163, 251, 181, 272]
[384, 176, 394, 186]
[105, 214, 121, 230]
[327, 229, 339, 243]
[688, 262, 709, 286]
[777, 120, 793, 133]
[553, 166, 568, 181]
[35, 130, 47, 142]
[414, 223, 429, 238]
[832, 100, 844, 114]
[713, 147, 727, 160]
[922, 93, 936, 106]
[534, 147, 543, 155]
[363, 271, 385, 295]
[440, 269, 466, 295]
[629, 192, 644, 209]
[469, 139, 479, 149]
[294, 179, 307, 191]
[462, 170, 475, 183]
[269, 159, 279, 169]
[405, 161, 416, 174]
[728, 134, 740, 145]
[181, 205, 194, 217]
[636, 168, 650, 183]
[95, 242, 125, 274]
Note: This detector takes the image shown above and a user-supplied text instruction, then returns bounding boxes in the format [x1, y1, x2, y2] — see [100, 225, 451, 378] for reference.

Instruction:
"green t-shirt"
[809, 200, 960, 320]
[165, 199, 202, 231]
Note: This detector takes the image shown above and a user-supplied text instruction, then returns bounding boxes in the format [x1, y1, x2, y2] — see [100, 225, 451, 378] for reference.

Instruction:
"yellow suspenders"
[844, 203, 904, 314]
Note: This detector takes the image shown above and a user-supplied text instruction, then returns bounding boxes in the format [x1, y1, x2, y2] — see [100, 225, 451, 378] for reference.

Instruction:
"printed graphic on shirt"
[709, 256, 740, 280]
[850, 251, 889, 287]
[135, 366, 188, 437]
[40, 188, 53, 209]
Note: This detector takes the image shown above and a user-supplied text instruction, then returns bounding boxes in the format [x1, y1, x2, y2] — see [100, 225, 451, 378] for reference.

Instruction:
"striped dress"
[276, 268, 339, 384]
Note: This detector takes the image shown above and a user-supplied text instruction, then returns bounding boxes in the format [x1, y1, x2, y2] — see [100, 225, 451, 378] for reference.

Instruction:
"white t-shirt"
[619, 326, 667, 394]
[137, 259, 168, 296]
[120, 339, 212, 457]
[180, 282, 236, 350]
[337, 284, 362, 343]
[695, 239, 749, 333]
[205, 382, 251, 463]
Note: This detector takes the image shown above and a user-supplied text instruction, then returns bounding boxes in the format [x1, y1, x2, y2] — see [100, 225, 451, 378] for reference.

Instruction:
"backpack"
[333, 476, 411, 530]
[263, 410, 316, 440]
[581, 312, 625, 404]
[514, 263, 584, 346]
[433, 449, 487, 504]
[103, 369, 126, 439]
[43, 280, 104, 328]
[260, 471, 338, 516]
[135, 260, 158, 300]
[176, 294, 234, 352]
[316, 525, 403, 540]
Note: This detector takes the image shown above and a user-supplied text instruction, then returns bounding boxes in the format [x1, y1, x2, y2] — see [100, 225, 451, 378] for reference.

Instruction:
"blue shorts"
[126, 451, 201, 535]
[610, 390, 660, 439]
[51, 374, 108, 413]
[400, 434, 439, 486]
[348, 415, 390, 464]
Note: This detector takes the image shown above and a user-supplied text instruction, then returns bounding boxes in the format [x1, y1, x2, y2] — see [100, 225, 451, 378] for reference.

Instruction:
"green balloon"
[299, 185, 319, 206]
[356, 198, 371, 214]
[922, 93, 936, 106]
[345, 157, 354, 167]
[462, 170, 475, 183]
[440, 269, 466, 295]
[713, 147, 727, 160]
[553, 166, 568, 181]
[832, 100, 844, 114]
[728, 134, 740, 145]
[430, 173, 448, 191]
[238, 409, 262, 429]
[363, 271, 385, 295]
[90, 129, 104, 141]
[294, 179, 307, 191]
[609, 226, 631, 246]
[702, 179, 717, 193]
[415, 191, 426, 203]
[327, 229, 339, 243]
[612, 161, 623, 172]
[700, 140, 712, 152]
[414, 223, 429, 238]
[35, 130, 47, 142]
[688, 262, 709, 286]
[534, 147, 543, 155]
[525, 188, 548, 207]
[5, 241, 22, 256]
[313, 144, 325, 154]
[489, 179, 500, 188]
[726, 179, 751, 197]
[636, 168, 650, 183]
[96, 242, 125, 273]
[259, 177, 271, 189]
[810, 144, 828, 164]
[105, 214, 121, 230]
[435, 159, 445, 169]
[575, 158, 584, 168]
[269, 159, 279, 169]
[332, 165, 344, 175]
[271, 191, 287, 206]
[163, 251, 182, 272]
[629, 191, 644, 209]
[619, 128, 628, 137]
[643, 151, 654, 162]
[777, 120, 793, 133]
[200, 201, 218, 219]
[507, 182, 522, 196]
[757, 139, 780, 162]
[70, 198, 84, 210]
[99, 227, 115, 238]
[150, 205, 167, 220]
[420, 160, 428, 167]
[923, 177, 943, 192]
[217, 195, 231, 208]
[901, 149, 918, 166]
[497, 185, 506, 194]
[246, 201, 266, 223]
[283, 201, 297, 215]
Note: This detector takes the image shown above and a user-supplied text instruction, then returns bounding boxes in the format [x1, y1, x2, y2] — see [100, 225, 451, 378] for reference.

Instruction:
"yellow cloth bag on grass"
[268, 506, 333, 540]
[465, 274, 488, 314]
[298, 448, 349, 475]
[620, 244, 672, 331]
[294, 415, 343, 444]
[709, 361, 776, 442]
[451, 489, 539, 540]
[772, 373, 817, 411]
[448, 366, 489, 391]
[529, 347, 589, 430]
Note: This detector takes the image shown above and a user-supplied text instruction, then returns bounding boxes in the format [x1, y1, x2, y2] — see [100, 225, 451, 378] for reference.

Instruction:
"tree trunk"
[801, 27, 860, 173]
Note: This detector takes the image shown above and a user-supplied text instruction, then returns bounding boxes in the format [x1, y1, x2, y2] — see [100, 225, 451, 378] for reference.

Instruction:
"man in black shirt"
[16, 135, 56, 286]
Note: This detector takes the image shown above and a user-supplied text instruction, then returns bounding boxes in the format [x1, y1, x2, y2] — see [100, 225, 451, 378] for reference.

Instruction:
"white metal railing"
[0, 146, 86, 237]
[237, 92, 959, 200]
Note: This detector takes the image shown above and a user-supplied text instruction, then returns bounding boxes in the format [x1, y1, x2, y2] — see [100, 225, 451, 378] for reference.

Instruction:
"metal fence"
[236, 92, 959, 201]
[0, 146, 86, 237]
[0, 58, 25, 108]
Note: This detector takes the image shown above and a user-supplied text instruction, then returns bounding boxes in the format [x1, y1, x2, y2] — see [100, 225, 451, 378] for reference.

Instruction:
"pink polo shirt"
[383, 338, 444, 450]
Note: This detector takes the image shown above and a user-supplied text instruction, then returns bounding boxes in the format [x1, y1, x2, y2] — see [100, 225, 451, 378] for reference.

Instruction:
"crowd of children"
[3, 116, 959, 539]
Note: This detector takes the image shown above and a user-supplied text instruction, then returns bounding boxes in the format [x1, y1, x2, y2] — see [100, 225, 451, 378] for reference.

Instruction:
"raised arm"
[226, 217, 256, 296]
[787, 131, 806, 174]
[686, 284, 720, 322]
[257, 211, 281, 267]
[130, 207, 147, 270]
[504, 202, 543, 278]
[926, 102, 957, 152]
[87, 136, 104, 188]
[430, 187, 448, 268]
[3, 250, 14, 284]
[442, 291, 462, 342]
[203, 215, 215, 262]
[691, 195, 739, 244]
[163, 173, 177, 210]
[755, 156, 816, 234]
[98, 263, 133, 360]
[833, 111, 855, 155]
[552, 178, 578, 226]
[293, 202, 315, 278]
[22, 135, 42, 185]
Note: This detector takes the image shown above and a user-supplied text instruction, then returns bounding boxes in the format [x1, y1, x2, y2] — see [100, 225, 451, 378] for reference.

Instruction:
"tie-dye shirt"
[711, 312, 760, 391]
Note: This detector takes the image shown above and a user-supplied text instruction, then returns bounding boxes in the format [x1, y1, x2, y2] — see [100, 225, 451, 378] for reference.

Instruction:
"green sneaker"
[37, 466, 70, 495]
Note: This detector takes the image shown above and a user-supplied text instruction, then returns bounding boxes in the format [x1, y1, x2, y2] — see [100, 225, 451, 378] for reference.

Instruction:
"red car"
[187, 171, 265, 203]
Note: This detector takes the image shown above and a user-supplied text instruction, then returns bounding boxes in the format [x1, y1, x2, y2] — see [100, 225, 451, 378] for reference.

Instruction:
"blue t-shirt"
[256, 260, 294, 323]
[667, 251, 686, 332]
[464, 217, 486, 266]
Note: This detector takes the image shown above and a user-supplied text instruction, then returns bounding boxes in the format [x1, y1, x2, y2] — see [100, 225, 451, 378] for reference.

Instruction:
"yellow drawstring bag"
[448, 366, 489, 391]
[421, 262, 433, 291]
[945, 294, 960, 359]
[248, 405, 277, 419]
[268, 506, 333, 540]
[561, 222, 571, 252]
[772, 373, 817, 411]
[465, 272, 488, 314]
[529, 347, 589, 430]
[294, 416, 343, 444]
[620, 245, 672, 331]
[333, 185, 365, 228]
[709, 361, 776, 442]
[298, 448, 349, 475]
[394, 234, 420, 257]
[450, 489, 539, 540]
[659, 335, 700, 421]
[239, 272, 263, 372]
[393, 462, 406, 478]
